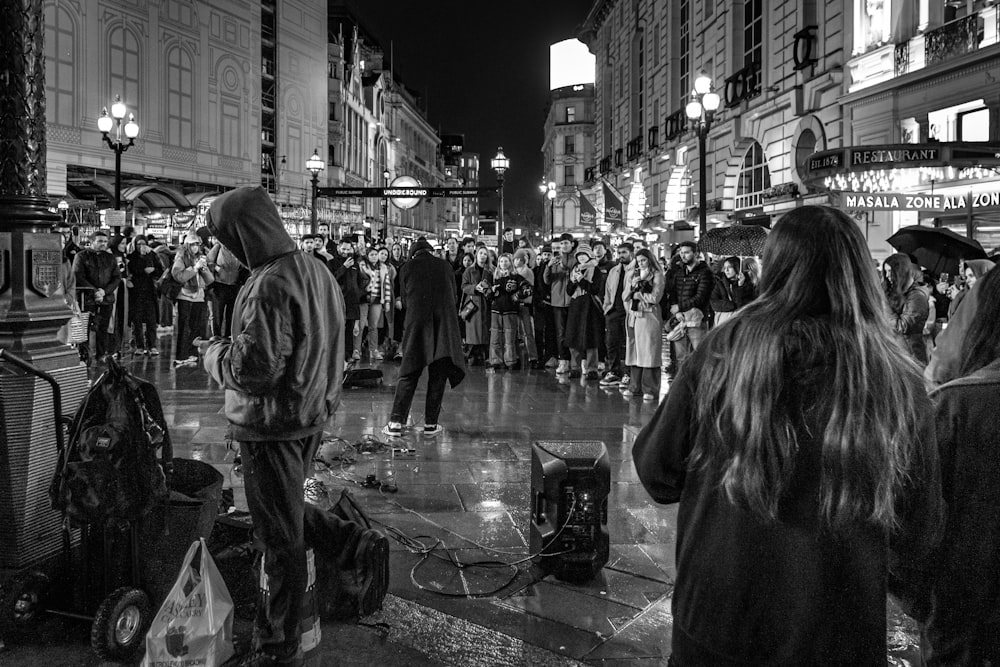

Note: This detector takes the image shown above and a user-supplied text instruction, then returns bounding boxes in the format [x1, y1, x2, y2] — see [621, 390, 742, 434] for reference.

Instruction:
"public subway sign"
[842, 191, 1000, 211]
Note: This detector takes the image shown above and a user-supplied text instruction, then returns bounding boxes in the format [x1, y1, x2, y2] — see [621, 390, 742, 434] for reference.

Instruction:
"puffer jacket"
[207, 242, 243, 285]
[203, 185, 345, 441]
[667, 260, 714, 314]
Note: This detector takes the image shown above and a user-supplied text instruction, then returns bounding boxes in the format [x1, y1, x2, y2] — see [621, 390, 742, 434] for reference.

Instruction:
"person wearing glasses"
[171, 231, 214, 367]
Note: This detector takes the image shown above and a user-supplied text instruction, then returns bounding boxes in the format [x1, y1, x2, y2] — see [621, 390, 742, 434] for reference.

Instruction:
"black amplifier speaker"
[529, 440, 610, 583]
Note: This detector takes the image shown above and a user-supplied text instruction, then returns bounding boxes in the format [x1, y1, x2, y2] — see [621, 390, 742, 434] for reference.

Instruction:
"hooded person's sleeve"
[203, 294, 292, 394]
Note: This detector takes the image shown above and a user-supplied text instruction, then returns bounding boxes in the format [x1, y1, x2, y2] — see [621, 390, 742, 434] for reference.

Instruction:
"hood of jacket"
[206, 185, 296, 269]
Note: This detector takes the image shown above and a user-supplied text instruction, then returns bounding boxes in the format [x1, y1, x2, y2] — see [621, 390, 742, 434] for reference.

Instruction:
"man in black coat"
[72, 229, 122, 361]
[383, 238, 467, 438]
[666, 240, 714, 370]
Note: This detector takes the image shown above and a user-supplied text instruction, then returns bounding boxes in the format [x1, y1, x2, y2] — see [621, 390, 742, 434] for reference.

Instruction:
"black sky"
[361, 1, 592, 212]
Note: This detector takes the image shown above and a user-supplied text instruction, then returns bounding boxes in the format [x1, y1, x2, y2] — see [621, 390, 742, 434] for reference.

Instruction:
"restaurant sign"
[842, 190, 1000, 211]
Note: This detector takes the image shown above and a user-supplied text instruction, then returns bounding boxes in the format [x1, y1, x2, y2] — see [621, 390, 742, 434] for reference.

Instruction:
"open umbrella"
[886, 225, 987, 277]
[700, 224, 768, 256]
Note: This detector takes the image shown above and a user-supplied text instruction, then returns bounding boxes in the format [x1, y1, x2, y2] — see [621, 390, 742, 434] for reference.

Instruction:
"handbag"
[459, 299, 479, 321]
[142, 538, 234, 667]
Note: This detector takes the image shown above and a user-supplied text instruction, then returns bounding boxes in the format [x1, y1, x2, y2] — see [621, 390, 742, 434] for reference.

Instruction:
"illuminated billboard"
[550, 39, 595, 90]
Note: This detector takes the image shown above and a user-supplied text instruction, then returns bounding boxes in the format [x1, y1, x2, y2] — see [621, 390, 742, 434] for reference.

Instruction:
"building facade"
[542, 83, 596, 235]
[579, 0, 846, 244]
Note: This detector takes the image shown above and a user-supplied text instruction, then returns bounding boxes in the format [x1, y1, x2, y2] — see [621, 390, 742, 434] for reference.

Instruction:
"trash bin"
[138, 458, 224, 606]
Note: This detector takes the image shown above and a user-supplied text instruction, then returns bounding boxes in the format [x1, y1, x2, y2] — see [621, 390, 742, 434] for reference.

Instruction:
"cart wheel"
[90, 586, 150, 661]
[0, 571, 50, 635]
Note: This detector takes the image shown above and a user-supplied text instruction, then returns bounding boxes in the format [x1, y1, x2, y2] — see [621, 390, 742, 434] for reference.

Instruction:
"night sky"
[361, 1, 592, 213]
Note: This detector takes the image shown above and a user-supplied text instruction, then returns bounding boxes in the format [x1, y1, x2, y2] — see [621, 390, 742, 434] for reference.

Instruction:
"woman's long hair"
[691, 206, 923, 529]
[958, 266, 1000, 376]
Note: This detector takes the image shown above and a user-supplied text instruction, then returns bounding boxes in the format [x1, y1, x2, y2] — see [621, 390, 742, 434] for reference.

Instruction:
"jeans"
[552, 306, 570, 361]
[628, 366, 661, 396]
[673, 324, 706, 368]
[210, 282, 240, 337]
[389, 358, 451, 425]
[241, 434, 360, 660]
[605, 310, 626, 375]
[354, 303, 384, 357]
[175, 299, 207, 360]
[516, 306, 537, 360]
[490, 312, 519, 366]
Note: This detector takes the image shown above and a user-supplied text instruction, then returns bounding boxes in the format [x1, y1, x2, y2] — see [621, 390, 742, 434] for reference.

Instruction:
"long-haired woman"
[884, 252, 930, 363]
[460, 247, 494, 366]
[924, 266, 1000, 662]
[632, 205, 943, 665]
[621, 248, 664, 400]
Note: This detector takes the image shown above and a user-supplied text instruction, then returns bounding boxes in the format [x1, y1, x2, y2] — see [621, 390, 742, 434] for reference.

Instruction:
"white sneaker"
[618, 374, 631, 388]
[423, 424, 443, 436]
[555, 360, 570, 374]
[643, 393, 657, 401]
[621, 389, 635, 397]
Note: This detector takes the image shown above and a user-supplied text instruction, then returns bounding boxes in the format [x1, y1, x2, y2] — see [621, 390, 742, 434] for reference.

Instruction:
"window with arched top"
[45, 5, 76, 127]
[736, 142, 771, 210]
[108, 26, 140, 113]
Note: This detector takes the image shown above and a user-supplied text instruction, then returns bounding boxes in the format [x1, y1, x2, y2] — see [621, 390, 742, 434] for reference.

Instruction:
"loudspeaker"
[529, 440, 610, 583]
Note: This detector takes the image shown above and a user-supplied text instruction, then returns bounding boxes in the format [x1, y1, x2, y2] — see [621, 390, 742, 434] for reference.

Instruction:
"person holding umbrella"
[883, 253, 929, 364]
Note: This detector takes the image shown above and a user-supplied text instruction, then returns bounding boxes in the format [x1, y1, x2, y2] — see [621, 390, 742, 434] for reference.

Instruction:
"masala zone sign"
[843, 191, 1000, 212]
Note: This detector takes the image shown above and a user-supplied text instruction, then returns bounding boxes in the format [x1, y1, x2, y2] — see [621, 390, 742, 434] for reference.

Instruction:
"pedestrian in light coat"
[622, 248, 664, 400]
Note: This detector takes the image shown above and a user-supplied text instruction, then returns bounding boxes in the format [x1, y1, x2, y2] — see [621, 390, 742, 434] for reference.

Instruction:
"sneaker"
[137, 349, 148, 356]
[585, 370, 600, 381]
[599, 372, 621, 386]
[423, 424, 443, 436]
[556, 360, 570, 374]
[352, 528, 390, 617]
[569, 369, 581, 379]
[351, 350, 362, 361]
[173, 356, 197, 368]
[148, 348, 160, 356]
[621, 389, 635, 397]
[372, 351, 384, 361]
[381, 422, 403, 437]
[544, 357, 558, 368]
[393, 352, 403, 361]
[618, 374, 631, 388]
[643, 393, 657, 401]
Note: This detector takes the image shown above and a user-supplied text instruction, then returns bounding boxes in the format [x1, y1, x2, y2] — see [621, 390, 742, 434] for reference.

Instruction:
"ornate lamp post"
[547, 181, 557, 237]
[305, 149, 325, 235]
[685, 74, 720, 236]
[97, 96, 139, 211]
[382, 168, 390, 241]
[490, 147, 509, 254]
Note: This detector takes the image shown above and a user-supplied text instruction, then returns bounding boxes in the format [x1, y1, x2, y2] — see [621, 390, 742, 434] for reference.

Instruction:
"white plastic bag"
[142, 538, 234, 667]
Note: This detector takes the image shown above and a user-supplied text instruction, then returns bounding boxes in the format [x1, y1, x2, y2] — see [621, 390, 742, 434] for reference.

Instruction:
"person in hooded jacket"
[884, 253, 930, 364]
[382, 239, 466, 437]
[202, 186, 387, 666]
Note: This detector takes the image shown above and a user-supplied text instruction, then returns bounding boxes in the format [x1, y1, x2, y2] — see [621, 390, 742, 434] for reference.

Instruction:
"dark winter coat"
[565, 263, 606, 351]
[924, 359, 1000, 663]
[72, 248, 122, 306]
[203, 185, 345, 441]
[329, 255, 367, 321]
[632, 330, 943, 665]
[127, 249, 162, 324]
[888, 283, 929, 364]
[667, 260, 714, 314]
[709, 274, 755, 313]
[398, 250, 466, 388]
[460, 264, 492, 346]
[489, 271, 526, 315]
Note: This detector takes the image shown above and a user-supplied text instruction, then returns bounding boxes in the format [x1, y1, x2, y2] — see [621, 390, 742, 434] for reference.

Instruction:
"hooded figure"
[202, 186, 385, 664]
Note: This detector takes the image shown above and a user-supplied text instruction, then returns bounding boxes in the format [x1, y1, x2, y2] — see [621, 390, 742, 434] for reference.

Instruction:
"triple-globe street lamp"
[685, 74, 721, 236]
[97, 95, 139, 211]
[306, 149, 325, 235]
[490, 147, 509, 254]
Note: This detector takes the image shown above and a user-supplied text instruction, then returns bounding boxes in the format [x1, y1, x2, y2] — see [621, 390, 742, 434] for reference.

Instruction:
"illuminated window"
[736, 142, 771, 210]
[566, 105, 576, 123]
[929, 99, 990, 142]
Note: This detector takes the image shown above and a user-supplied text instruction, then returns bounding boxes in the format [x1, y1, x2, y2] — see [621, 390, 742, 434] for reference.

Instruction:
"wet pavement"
[1, 337, 923, 665]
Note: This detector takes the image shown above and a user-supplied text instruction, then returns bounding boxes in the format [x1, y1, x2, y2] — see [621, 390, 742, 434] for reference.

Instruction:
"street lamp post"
[685, 74, 720, 236]
[306, 149, 325, 235]
[97, 95, 139, 211]
[382, 168, 391, 242]
[490, 147, 509, 255]
[547, 181, 557, 238]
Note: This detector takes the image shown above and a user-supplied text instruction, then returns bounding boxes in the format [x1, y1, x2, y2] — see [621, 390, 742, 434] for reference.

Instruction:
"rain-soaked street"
[2, 345, 923, 666]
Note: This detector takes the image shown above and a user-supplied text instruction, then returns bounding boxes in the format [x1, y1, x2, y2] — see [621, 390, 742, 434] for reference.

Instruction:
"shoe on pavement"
[618, 374, 631, 388]
[351, 350, 362, 361]
[423, 424, 443, 436]
[621, 389, 635, 397]
[599, 372, 621, 386]
[148, 348, 160, 356]
[544, 357, 559, 368]
[555, 360, 570, 374]
[643, 393, 657, 401]
[382, 422, 403, 437]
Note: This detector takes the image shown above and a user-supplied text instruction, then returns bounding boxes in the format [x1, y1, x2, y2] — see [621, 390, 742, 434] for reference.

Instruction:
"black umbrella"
[700, 224, 768, 256]
[886, 225, 986, 277]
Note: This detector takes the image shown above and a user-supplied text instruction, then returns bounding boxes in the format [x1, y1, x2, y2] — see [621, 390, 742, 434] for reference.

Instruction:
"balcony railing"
[626, 135, 643, 161]
[664, 109, 687, 141]
[926, 14, 981, 66]
[614, 148, 623, 168]
[584, 166, 596, 183]
[647, 125, 659, 150]
[599, 156, 612, 175]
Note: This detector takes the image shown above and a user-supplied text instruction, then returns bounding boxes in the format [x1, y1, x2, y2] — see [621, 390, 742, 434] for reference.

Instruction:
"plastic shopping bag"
[142, 538, 235, 667]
